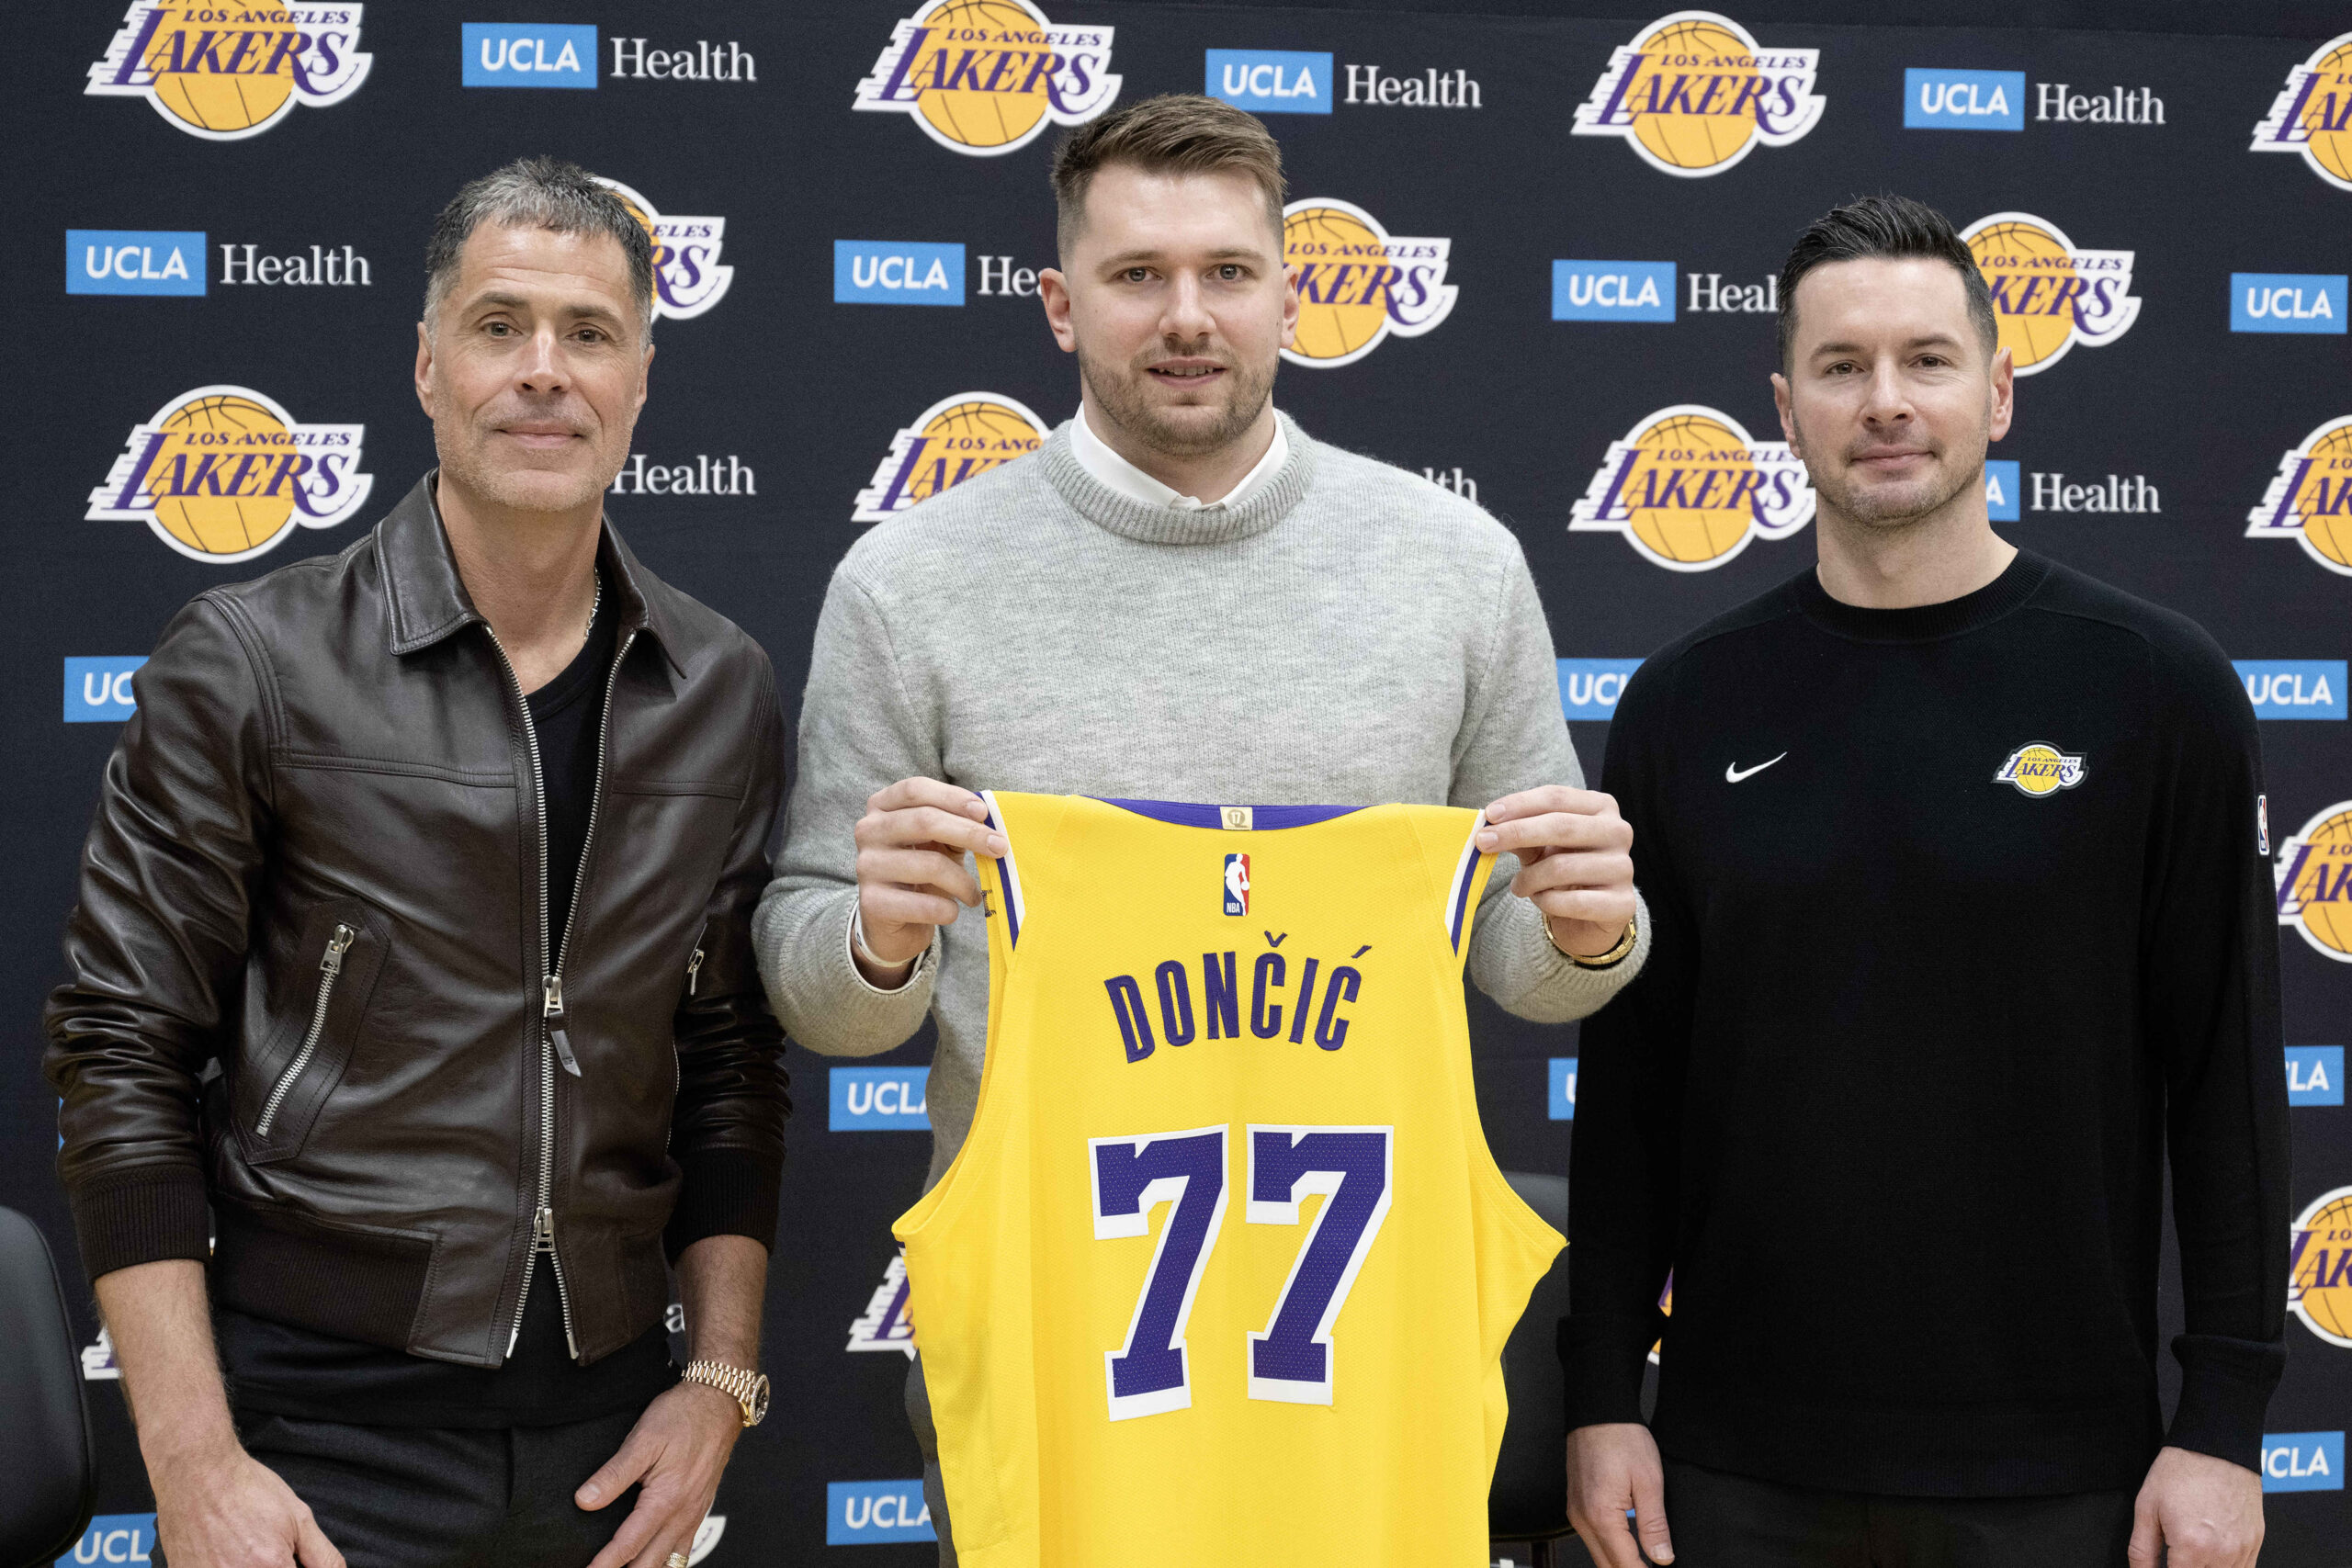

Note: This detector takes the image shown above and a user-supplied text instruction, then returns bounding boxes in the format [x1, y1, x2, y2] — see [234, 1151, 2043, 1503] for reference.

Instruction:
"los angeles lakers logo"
[853, 0, 1120, 156]
[2276, 801, 2352, 963]
[2252, 32, 2352, 191]
[1572, 11, 1824, 177]
[1569, 405, 1813, 571]
[2291, 1187, 2352, 1345]
[1959, 213, 2141, 376]
[1282, 199, 1457, 368]
[1994, 743, 2086, 797]
[2247, 417, 2352, 577]
[85, 2, 370, 141]
[86, 386, 372, 563]
[854, 392, 1050, 523]
[595, 179, 732, 321]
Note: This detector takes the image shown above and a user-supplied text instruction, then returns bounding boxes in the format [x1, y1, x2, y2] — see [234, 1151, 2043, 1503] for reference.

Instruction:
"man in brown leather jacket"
[43, 158, 788, 1568]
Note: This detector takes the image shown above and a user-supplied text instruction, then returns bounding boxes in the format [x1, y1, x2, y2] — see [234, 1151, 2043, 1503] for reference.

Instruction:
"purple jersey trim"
[1093, 799, 1367, 830]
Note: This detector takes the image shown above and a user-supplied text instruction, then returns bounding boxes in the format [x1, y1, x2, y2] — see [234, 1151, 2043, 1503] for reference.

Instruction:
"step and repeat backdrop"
[7, 1, 2352, 1562]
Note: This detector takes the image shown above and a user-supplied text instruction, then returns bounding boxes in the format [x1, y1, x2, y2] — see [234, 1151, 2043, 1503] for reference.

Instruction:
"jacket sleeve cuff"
[2166, 1333, 2288, 1472]
[664, 1145, 784, 1261]
[1558, 1310, 1665, 1431]
[69, 1165, 212, 1284]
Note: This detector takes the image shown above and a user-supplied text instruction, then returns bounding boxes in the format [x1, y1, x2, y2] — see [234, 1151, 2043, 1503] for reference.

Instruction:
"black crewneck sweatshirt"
[1562, 551, 2289, 1495]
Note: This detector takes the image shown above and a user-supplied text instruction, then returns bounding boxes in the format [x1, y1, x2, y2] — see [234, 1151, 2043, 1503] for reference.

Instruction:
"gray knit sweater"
[753, 414, 1650, 1186]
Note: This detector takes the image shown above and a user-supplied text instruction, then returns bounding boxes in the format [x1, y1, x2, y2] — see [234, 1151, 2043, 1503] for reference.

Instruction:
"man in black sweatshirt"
[1561, 195, 2286, 1568]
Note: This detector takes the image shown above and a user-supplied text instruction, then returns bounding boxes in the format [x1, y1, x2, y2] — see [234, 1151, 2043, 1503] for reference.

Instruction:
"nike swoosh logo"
[1725, 752, 1788, 784]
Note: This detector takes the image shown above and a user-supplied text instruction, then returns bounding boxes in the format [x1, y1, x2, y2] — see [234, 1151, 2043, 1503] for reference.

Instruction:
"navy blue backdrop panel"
[6, 3, 2351, 1562]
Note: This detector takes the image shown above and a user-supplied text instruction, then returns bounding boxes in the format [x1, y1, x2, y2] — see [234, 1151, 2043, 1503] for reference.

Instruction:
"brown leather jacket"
[44, 477, 789, 1368]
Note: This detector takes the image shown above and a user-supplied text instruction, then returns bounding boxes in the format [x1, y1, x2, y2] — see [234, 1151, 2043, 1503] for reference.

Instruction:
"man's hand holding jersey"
[1480, 786, 1637, 959]
[852, 777, 1007, 987]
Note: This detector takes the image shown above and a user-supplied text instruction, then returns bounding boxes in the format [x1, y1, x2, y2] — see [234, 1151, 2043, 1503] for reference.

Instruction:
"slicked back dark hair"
[1777, 194, 1996, 372]
[424, 156, 655, 339]
[1050, 94, 1286, 258]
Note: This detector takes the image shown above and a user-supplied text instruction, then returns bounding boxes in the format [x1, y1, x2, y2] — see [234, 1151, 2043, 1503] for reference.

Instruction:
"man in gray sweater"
[755, 94, 1647, 1559]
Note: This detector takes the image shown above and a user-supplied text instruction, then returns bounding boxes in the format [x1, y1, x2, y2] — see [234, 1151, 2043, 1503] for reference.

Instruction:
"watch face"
[747, 1372, 771, 1426]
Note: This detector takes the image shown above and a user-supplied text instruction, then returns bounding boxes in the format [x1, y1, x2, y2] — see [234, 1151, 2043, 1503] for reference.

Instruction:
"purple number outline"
[1244, 1124, 1395, 1405]
[1088, 1123, 1230, 1421]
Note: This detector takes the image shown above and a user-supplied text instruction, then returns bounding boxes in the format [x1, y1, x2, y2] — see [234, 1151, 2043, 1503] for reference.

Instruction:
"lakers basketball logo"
[2247, 417, 2352, 577]
[853, 0, 1120, 156]
[85, 2, 370, 141]
[2252, 32, 2352, 191]
[594, 179, 732, 321]
[1568, 405, 1813, 571]
[1281, 199, 1457, 368]
[1994, 743, 2086, 797]
[2291, 1187, 2352, 1345]
[85, 386, 372, 563]
[1959, 213, 2141, 376]
[1571, 11, 1824, 176]
[854, 392, 1050, 523]
[2276, 801, 2352, 963]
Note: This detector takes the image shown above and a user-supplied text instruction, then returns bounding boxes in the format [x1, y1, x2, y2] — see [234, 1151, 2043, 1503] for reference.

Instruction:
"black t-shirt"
[1560, 552, 2289, 1495]
[220, 585, 677, 1427]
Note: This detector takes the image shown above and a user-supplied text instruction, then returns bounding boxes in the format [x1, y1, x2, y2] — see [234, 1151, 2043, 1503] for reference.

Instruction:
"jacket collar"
[377, 472, 688, 676]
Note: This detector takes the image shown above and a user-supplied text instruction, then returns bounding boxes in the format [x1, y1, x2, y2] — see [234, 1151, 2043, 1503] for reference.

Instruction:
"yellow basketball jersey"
[895, 793, 1564, 1566]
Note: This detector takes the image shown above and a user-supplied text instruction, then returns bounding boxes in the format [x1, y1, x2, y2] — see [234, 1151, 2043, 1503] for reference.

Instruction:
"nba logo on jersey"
[1223, 853, 1250, 915]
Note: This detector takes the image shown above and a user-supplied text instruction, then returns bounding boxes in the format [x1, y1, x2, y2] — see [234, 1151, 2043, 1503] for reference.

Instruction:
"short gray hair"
[423, 156, 655, 339]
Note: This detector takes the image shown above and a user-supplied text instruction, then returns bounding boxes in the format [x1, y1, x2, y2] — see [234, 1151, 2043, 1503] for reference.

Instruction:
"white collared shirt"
[1069, 404, 1289, 512]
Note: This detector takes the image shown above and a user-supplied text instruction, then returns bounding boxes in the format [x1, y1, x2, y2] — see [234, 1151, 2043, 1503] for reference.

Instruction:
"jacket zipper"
[489, 618, 637, 1361]
[254, 923, 357, 1137]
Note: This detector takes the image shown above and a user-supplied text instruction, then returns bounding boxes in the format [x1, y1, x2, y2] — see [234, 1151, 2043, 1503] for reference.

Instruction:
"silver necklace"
[585, 570, 602, 638]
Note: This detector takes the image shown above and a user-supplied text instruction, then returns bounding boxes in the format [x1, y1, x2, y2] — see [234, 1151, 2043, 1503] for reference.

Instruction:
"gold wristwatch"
[682, 1359, 771, 1427]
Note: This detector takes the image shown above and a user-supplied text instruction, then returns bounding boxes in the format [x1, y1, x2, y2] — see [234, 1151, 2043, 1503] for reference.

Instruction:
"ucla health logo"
[86, 3, 370, 140]
[2248, 417, 2352, 576]
[854, 392, 1049, 523]
[2291, 1186, 2352, 1345]
[2266, 1432, 2345, 1493]
[2277, 801, 2352, 963]
[1553, 261, 1676, 322]
[59, 1515, 159, 1565]
[594, 179, 730, 320]
[65, 658, 147, 723]
[69, 230, 205, 296]
[846, 1248, 916, 1357]
[2237, 660, 2346, 720]
[1573, 12, 1824, 177]
[828, 1481, 935, 1543]
[2290, 1046, 2345, 1107]
[1283, 198, 1456, 367]
[462, 23, 596, 88]
[1549, 1057, 1577, 1121]
[1905, 68, 2024, 130]
[854, 0, 1119, 156]
[1558, 658, 1643, 720]
[1961, 213, 2140, 376]
[2233, 274, 2346, 335]
[830, 1066, 930, 1130]
[87, 386, 371, 564]
[1206, 50, 1331, 114]
[835, 241, 966, 306]
[1569, 405, 1813, 571]
[2252, 32, 2352, 191]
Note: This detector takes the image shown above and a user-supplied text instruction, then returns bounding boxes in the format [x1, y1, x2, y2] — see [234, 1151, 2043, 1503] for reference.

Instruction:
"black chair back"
[1490, 1171, 1573, 1543]
[0, 1206, 96, 1568]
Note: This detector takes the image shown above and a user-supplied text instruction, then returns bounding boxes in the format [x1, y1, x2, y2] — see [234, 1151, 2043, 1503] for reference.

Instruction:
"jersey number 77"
[1088, 1122, 1395, 1421]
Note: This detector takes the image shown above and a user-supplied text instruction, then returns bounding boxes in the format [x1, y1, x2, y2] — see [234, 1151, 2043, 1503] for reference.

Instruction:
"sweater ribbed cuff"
[1558, 1310, 1666, 1431]
[2166, 1333, 2288, 1472]
[69, 1164, 212, 1284]
[665, 1145, 784, 1261]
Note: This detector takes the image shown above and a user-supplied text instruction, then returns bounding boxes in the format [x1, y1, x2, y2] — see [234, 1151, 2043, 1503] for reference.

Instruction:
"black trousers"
[157, 1406, 646, 1568]
[1657, 1459, 2138, 1568]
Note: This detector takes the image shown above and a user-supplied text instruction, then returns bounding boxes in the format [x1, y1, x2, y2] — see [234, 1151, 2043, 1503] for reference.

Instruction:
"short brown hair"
[1778, 194, 1997, 372]
[1050, 94, 1286, 258]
